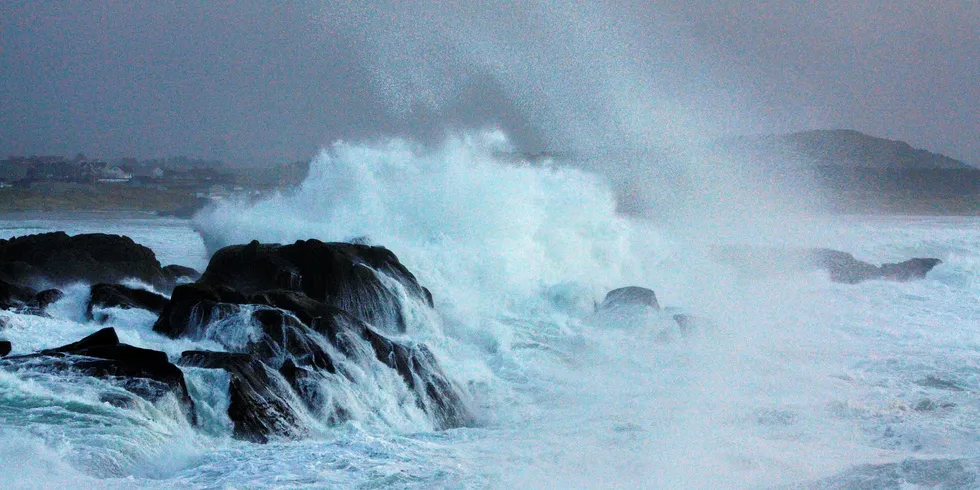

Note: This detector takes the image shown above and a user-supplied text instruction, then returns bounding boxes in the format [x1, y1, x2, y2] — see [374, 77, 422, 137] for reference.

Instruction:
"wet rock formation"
[87, 283, 169, 319]
[0, 327, 195, 422]
[155, 239, 470, 442]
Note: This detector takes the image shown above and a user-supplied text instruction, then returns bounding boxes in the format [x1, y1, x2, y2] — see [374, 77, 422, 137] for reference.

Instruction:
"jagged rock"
[87, 283, 169, 319]
[162, 264, 201, 284]
[598, 286, 660, 311]
[0, 340, 10, 357]
[1, 327, 195, 422]
[198, 239, 429, 333]
[155, 239, 470, 441]
[179, 350, 302, 443]
[0, 232, 169, 289]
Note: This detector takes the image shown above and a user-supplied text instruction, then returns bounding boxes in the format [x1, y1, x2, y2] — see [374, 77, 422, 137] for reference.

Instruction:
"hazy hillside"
[778, 129, 973, 170]
[766, 130, 980, 214]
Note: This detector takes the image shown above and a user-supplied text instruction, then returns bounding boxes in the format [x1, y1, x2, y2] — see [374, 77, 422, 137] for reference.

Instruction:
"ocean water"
[1, 136, 979, 489]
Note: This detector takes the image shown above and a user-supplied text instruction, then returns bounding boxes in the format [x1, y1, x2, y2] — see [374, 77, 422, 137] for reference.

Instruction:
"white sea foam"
[0, 140, 978, 488]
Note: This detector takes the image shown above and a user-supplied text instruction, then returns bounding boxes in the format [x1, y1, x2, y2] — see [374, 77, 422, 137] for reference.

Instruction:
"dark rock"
[0, 340, 10, 357]
[87, 283, 169, 319]
[99, 392, 138, 409]
[719, 246, 942, 284]
[51, 326, 120, 352]
[152, 239, 470, 441]
[162, 264, 201, 284]
[179, 350, 302, 443]
[278, 359, 326, 413]
[0, 278, 37, 310]
[153, 283, 244, 338]
[34, 289, 64, 310]
[598, 286, 660, 311]
[249, 308, 336, 373]
[1, 328, 195, 423]
[178, 350, 254, 369]
[198, 239, 429, 333]
[879, 258, 944, 282]
[0, 232, 169, 290]
[0, 280, 63, 316]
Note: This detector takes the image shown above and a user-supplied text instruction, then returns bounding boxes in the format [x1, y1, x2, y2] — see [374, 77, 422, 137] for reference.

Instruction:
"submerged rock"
[598, 286, 660, 311]
[0, 327, 195, 422]
[162, 264, 201, 284]
[87, 283, 169, 319]
[719, 246, 942, 284]
[914, 375, 964, 392]
[34, 288, 64, 310]
[801, 458, 976, 489]
[806, 248, 942, 284]
[0, 279, 63, 315]
[0, 340, 10, 357]
[156, 238, 470, 442]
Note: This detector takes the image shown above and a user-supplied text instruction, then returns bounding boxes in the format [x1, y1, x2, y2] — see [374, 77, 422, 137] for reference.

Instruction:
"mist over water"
[187, 130, 876, 488]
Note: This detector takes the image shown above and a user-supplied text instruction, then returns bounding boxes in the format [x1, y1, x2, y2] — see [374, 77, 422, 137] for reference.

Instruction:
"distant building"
[96, 163, 132, 183]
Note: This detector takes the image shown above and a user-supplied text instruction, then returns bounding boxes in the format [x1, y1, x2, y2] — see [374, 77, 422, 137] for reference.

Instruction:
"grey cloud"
[1, 1, 976, 164]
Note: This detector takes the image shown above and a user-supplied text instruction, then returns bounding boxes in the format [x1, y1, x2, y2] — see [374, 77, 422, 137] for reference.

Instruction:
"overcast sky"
[1, 1, 977, 165]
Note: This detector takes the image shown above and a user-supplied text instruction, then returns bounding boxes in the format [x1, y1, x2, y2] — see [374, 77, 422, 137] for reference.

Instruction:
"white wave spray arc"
[193, 130, 866, 488]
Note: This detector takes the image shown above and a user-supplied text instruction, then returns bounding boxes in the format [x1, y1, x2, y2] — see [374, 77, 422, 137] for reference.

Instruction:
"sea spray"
[1, 146, 976, 487]
[189, 131, 877, 486]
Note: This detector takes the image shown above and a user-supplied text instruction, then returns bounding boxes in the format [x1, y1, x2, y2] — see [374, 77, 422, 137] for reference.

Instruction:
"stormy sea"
[2, 133, 979, 489]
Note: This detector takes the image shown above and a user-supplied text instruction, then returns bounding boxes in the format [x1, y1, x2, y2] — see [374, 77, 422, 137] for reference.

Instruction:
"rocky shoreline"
[0, 231, 944, 443]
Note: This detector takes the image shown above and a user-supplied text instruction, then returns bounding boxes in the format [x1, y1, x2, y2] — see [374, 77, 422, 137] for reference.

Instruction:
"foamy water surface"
[1, 139, 978, 489]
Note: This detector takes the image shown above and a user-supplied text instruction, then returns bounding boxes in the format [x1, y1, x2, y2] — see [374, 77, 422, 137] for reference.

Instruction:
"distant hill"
[747, 129, 980, 214]
[772, 129, 973, 170]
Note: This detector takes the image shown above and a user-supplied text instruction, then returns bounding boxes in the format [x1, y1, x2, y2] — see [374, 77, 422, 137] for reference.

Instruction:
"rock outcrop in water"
[155, 239, 470, 442]
[0, 327, 195, 422]
[719, 246, 942, 284]
[598, 286, 660, 311]
[87, 283, 169, 320]
[162, 264, 201, 284]
[805, 248, 942, 284]
[0, 232, 199, 295]
[0, 278, 63, 316]
[0, 232, 169, 288]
